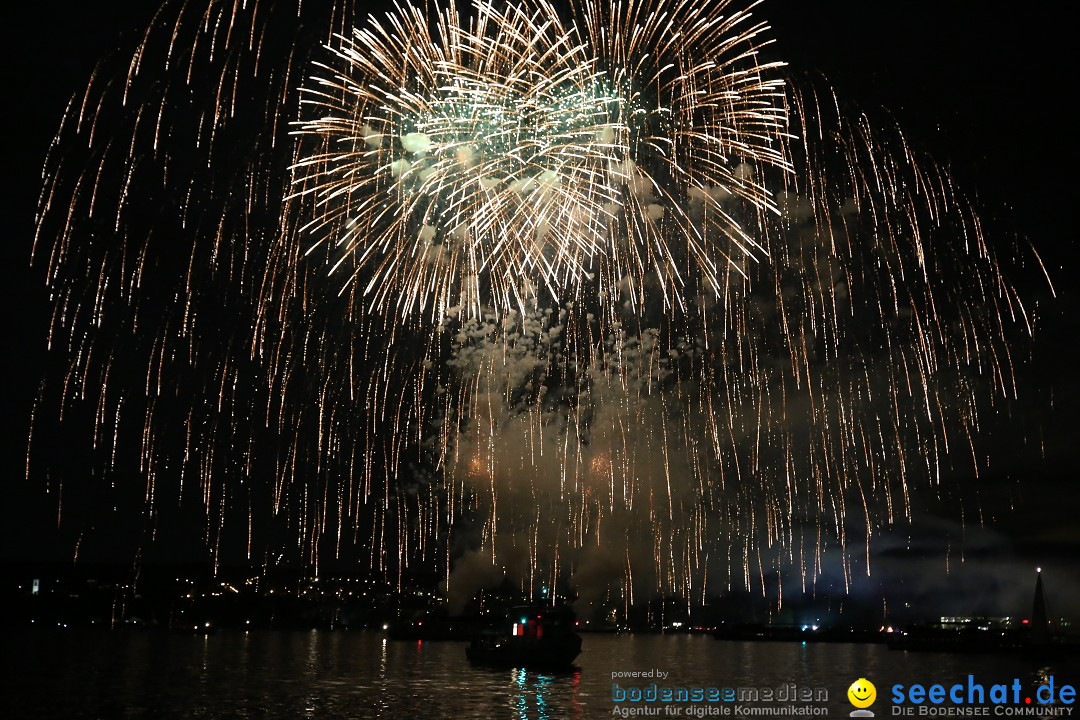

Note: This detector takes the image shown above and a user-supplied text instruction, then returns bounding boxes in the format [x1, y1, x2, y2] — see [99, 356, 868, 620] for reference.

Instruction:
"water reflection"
[513, 668, 529, 719]
[4, 630, 1077, 719]
[508, 665, 581, 719]
[534, 671, 551, 719]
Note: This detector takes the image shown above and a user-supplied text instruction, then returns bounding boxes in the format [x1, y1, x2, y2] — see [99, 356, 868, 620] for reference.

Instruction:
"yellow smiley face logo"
[847, 678, 876, 708]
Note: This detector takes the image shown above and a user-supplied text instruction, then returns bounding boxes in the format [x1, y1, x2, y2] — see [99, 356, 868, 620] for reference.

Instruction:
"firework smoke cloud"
[30, 0, 1048, 610]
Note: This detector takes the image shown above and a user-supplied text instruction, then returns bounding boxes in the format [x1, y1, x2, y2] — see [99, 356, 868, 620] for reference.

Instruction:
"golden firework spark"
[29, 0, 1048, 610]
[290, 0, 788, 323]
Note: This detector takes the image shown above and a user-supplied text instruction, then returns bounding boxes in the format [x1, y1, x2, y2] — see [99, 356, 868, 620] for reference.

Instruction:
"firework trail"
[30, 0, 1047, 610]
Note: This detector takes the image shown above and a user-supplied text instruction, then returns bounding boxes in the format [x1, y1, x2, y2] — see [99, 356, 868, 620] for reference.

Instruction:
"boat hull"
[466, 634, 582, 670]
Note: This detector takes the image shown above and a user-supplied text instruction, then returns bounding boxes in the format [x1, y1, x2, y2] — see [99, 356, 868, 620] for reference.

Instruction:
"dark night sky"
[3, 2, 1077, 611]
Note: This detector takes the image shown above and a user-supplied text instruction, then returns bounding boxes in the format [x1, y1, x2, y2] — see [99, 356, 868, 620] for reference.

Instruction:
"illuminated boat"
[466, 606, 582, 669]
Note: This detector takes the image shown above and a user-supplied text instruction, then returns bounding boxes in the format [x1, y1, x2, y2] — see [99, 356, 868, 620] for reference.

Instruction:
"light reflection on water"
[3, 630, 1077, 719]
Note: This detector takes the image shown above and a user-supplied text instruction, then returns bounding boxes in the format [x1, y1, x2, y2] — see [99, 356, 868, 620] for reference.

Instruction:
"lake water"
[4, 630, 1078, 718]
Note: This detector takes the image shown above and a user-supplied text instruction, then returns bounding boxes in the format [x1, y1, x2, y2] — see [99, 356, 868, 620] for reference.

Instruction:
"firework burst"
[29, 0, 1047, 609]
[290, 0, 787, 323]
